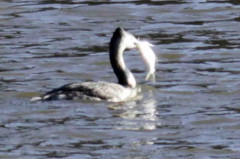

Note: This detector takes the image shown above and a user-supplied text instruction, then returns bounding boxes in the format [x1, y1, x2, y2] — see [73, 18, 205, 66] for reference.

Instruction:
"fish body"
[135, 40, 156, 81]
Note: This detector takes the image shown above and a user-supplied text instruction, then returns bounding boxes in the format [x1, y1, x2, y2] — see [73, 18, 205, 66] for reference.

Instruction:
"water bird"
[31, 27, 148, 102]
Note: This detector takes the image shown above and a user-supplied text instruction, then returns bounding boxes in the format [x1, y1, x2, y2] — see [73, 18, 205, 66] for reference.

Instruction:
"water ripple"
[1, 0, 240, 158]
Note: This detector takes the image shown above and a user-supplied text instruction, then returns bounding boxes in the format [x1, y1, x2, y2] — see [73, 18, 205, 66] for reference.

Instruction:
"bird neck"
[109, 38, 136, 88]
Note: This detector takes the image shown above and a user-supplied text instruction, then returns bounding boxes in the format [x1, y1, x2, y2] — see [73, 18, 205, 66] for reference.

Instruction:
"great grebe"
[31, 27, 143, 102]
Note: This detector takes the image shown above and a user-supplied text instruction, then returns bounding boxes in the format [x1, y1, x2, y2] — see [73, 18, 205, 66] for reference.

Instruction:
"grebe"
[31, 27, 141, 102]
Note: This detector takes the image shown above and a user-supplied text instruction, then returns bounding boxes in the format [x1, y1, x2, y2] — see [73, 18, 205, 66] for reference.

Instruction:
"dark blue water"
[0, 0, 240, 158]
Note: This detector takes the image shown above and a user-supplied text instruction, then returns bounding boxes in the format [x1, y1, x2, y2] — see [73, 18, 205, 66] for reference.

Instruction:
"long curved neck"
[109, 29, 136, 88]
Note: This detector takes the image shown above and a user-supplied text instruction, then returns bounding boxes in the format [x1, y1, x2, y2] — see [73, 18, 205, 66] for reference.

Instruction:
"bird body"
[31, 27, 140, 102]
[32, 81, 138, 102]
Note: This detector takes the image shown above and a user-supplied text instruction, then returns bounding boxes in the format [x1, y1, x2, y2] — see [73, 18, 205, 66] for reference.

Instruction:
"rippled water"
[1, 0, 240, 158]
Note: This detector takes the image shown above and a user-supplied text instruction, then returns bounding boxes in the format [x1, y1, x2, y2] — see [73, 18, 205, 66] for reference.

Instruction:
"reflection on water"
[1, 0, 240, 158]
[110, 86, 159, 130]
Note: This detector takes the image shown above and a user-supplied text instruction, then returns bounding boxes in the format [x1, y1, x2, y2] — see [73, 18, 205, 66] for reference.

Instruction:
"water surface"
[0, 0, 240, 158]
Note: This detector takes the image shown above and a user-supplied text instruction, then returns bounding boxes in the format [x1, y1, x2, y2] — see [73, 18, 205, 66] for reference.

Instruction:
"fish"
[135, 40, 156, 82]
